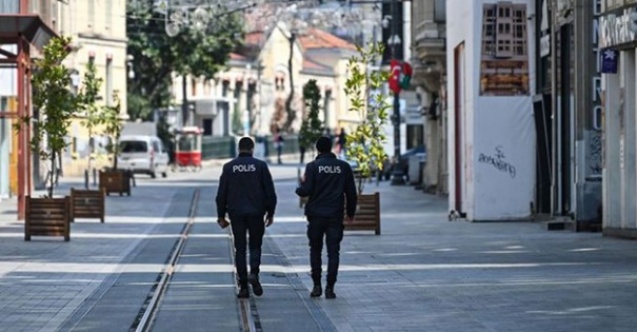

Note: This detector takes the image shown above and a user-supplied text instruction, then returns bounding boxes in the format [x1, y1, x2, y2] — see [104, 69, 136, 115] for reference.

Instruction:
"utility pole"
[390, 0, 405, 185]
[181, 75, 188, 128]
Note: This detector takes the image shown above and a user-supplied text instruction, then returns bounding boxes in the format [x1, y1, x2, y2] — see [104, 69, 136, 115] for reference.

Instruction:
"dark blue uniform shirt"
[296, 153, 357, 218]
[216, 153, 277, 219]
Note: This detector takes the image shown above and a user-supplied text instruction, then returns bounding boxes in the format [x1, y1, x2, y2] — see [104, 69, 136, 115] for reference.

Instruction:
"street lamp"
[386, 0, 405, 186]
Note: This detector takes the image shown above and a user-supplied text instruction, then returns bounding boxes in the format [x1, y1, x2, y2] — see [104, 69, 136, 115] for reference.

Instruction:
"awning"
[0, 14, 58, 50]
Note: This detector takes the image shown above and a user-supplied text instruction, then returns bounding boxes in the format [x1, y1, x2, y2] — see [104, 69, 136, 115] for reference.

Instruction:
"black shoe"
[248, 274, 263, 296]
[325, 286, 336, 299]
[310, 284, 322, 298]
[237, 287, 250, 299]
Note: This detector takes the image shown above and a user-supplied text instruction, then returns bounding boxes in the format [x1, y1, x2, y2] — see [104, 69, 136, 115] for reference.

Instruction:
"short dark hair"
[316, 136, 332, 153]
[238, 137, 255, 151]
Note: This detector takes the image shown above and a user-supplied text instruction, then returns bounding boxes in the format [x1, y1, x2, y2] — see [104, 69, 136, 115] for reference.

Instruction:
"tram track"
[225, 227, 263, 332]
[130, 188, 201, 332]
[128, 186, 264, 332]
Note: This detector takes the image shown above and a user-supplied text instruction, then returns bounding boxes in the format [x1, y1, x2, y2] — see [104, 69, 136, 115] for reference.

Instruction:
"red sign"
[389, 59, 402, 94]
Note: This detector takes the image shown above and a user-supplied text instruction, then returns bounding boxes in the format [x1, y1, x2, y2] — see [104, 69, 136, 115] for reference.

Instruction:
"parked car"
[118, 135, 170, 178]
[381, 146, 427, 181]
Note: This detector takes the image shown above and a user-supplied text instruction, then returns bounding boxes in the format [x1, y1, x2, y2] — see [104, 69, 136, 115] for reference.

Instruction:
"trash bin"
[408, 155, 420, 185]
[408, 153, 427, 185]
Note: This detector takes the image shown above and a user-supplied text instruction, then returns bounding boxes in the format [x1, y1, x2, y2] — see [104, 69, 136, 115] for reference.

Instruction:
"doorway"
[453, 42, 466, 216]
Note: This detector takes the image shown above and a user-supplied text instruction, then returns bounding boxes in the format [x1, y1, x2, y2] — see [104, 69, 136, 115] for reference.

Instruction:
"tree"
[78, 61, 103, 176]
[345, 41, 390, 194]
[299, 79, 323, 150]
[283, 32, 297, 133]
[102, 91, 124, 170]
[126, 1, 244, 120]
[17, 36, 80, 197]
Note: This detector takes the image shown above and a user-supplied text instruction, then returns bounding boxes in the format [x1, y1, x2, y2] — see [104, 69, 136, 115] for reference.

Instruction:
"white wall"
[447, 0, 536, 221]
[447, 0, 476, 217]
[0, 46, 16, 199]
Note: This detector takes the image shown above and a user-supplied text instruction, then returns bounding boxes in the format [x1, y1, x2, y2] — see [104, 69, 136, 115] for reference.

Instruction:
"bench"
[70, 188, 105, 223]
[25, 196, 71, 241]
[345, 192, 380, 235]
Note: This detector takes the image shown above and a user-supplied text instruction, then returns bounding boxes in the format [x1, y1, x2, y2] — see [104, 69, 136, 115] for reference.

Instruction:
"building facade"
[0, 0, 57, 199]
[171, 23, 359, 140]
[598, 0, 637, 238]
[53, 0, 128, 177]
[447, 0, 537, 221]
[412, 0, 447, 195]
[541, 0, 603, 230]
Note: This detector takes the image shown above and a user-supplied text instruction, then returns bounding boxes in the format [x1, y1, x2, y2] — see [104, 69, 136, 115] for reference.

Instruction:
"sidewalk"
[0, 177, 196, 332]
[0, 166, 635, 331]
[267, 179, 637, 332]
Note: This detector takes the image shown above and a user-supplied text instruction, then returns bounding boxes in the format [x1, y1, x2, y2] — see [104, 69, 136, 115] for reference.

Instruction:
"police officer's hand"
[345, 216, 354, 224]
[217, 218, 230, 229]
[265, 215, 274, 227]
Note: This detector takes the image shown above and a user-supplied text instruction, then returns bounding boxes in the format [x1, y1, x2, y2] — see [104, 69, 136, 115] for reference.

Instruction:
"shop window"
[202, 118, 213, 136]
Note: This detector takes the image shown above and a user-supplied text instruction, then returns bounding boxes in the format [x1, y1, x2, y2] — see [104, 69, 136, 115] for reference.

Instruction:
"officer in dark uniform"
[296, 136, 357, 299]
[216, 137, 277, 298]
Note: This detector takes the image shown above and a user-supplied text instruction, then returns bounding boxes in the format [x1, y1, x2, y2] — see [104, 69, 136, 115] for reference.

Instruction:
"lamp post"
[387, 0, 405, 186]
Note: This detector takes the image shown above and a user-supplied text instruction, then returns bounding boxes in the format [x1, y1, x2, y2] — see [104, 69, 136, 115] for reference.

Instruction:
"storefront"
[598, 0, 637, 238]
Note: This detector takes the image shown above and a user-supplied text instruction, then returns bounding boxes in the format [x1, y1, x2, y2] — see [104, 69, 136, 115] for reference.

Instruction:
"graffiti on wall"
[478, 145, 517, 179]
[588, 132, 602, 175]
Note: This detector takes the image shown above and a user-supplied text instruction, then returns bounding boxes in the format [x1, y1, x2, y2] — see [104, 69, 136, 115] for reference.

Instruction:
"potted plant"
[70, 61, 106, 222]
[99, 91, 132, 196]
[343, 41, 391, 235]
[16, 36, 80, 241]
[298, 79, 324, 207]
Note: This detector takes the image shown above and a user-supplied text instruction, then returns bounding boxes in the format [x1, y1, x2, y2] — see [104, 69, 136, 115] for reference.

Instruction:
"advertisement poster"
[479, 2, 530, 96]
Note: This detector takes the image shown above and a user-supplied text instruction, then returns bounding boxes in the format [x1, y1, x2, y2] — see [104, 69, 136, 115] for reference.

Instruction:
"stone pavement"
[0, 164, 636, 331]
[0, 173, 204, 332]
[268, 179, 637, 332]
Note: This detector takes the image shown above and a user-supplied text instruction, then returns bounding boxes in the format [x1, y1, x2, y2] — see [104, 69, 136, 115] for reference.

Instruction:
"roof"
[230, 53, 246, 61]
[245, 31, 265, 45]
[301, 57, 333, 76]
[298, 28, 356, 51]
[0, 14, 58, 50]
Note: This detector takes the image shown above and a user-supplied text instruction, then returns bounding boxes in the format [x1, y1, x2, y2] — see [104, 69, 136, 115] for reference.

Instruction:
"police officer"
[296, 136, 357, 299]
[216, 137, 277, 298]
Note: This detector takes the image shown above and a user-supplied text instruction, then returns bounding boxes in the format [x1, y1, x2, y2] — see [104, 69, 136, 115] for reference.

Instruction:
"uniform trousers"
[230, 215, 265, 286]
[307, 216, 344, 286]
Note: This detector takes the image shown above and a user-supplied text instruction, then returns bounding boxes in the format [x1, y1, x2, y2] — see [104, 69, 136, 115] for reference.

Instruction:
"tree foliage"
[299, 79, 323, 149]
[78, 61, 103, 166]
[126, 1, 244, 120]
[102, 91, 123, 170]
[17, 36, 80, 197]
[344, 41, 390, 194]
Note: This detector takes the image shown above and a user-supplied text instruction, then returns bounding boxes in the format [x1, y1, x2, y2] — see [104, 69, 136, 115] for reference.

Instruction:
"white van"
[118, 135, 169, 178]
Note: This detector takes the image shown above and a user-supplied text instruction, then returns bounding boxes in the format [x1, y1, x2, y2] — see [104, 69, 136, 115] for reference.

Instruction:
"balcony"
[412, 20, 445, 93]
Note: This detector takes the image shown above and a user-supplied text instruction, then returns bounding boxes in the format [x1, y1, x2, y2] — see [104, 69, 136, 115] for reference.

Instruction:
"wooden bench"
[345, 192, 380, 235]
[99, 170, 132, 196]
[70, 188, 105, 223]
[25, 196, 71, 241]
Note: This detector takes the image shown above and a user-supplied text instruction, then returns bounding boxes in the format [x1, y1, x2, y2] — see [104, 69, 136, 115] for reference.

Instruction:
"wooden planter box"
[70, 188, 105, 223]
[25, 196, 71, 241]
[99, 170, 132, 196]
[345, 192, 381, 235]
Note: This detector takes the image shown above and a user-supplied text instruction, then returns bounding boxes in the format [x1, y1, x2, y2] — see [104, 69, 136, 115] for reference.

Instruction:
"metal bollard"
[92, 168, 97, 186]
[84, 169, 89, 189]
